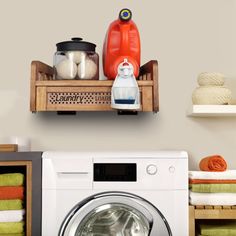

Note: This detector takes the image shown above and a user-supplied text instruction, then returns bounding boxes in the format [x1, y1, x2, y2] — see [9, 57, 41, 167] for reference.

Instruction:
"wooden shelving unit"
[189, 205, 236, 236]
[0, 152, 42, 236]
[187, 105, 236, 117]
[30, 60, 159, 113]
[0, 145, 32, 235]
[0, 161, 32, 236]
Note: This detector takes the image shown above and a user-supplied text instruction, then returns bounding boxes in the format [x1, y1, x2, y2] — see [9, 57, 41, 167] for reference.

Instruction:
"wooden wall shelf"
[30, 60, 159, 113]
[187, 105, 236, 117]
[189, 205, 236, 236]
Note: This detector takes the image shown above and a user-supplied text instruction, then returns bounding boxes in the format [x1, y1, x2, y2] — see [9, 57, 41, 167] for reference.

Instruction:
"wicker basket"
[192, 86, 232, 105]
[198, 72, 225, 86]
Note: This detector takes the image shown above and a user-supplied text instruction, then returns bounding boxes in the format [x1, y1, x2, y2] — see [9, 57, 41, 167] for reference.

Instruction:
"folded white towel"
[189, 170, 236, 180]
[190, 191, 236, 205]
[0, 209, 25, 222]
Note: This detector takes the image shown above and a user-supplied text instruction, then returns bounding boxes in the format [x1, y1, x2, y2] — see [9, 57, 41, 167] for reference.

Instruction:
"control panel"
[93, 158, 188, 190]
[42, 152, 188, 191]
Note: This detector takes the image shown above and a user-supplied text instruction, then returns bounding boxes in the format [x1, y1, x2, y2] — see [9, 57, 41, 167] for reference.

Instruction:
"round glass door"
[59, 192, 171, 236]
[75, 203, 150, 236]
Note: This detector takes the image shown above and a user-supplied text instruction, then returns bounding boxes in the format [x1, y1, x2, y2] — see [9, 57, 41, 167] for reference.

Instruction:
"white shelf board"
[187, 105, 236, 117]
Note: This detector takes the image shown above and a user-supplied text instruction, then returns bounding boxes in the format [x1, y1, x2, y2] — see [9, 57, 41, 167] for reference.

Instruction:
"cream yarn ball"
[192, 86, 232, 105]
[198, 72, 225, 86]
[56, 59, 77, 79]
[78, 59, 97, 79]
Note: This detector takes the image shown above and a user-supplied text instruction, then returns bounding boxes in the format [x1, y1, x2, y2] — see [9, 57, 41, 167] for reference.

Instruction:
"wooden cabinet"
[0, 161, 32, 235]
[0, 152, 42, 236]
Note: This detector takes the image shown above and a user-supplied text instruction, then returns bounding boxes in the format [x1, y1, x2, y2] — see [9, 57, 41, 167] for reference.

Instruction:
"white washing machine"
[42, 151, 188, 236]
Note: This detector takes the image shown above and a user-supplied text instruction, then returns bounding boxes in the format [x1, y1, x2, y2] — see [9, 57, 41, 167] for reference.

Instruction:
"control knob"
[146, 164, 157, 175]
[169, 166, 175, 173]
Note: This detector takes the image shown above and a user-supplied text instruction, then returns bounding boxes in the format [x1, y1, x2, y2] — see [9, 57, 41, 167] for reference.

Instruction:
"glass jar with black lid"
[54, 37, 99, 80]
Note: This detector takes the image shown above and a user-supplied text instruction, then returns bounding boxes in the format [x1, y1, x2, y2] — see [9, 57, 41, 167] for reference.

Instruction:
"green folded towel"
[0, 200, 23, 210]
[200, 222, 236, 236]
[0, 234, 24, 236]
[190, 184, 236, 193]
[0, 222, 24, 234]
[0, 173, 24, 187]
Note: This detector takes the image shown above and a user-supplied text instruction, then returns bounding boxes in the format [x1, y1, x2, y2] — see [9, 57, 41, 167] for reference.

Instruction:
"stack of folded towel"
[199, 221, 236, 236]
[189, 170, 236, 205]
[190, 155, 236, 235]
[189, 155, 236, 205]
[0, 173, 25, 236]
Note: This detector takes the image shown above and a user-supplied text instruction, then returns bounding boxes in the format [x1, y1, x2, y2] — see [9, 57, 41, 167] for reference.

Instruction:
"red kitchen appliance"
[103, 8, 141, 80]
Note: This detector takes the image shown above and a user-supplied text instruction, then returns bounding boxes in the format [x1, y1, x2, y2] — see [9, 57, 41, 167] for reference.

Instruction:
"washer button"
[169, 166, 175, 173]
[146, 164, 157, 175]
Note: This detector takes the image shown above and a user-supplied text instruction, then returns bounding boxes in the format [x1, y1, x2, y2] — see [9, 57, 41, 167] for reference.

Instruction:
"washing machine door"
[59, 192, 172, 236]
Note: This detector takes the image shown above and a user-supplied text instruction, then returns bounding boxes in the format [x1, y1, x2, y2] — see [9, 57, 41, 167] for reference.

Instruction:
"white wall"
[0, 0, 235, 170]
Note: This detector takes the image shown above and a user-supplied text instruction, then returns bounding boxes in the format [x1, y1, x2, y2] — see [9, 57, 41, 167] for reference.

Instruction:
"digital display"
[94, 163, 136, 182]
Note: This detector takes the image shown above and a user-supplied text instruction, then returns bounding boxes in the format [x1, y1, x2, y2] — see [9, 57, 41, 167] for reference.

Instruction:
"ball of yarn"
[78, 59, 97, 79]
[66, 51, 86, 64]
[198, 72, 225, 86]
[192, 86, 232, 105]
[56, 59, 77, 79]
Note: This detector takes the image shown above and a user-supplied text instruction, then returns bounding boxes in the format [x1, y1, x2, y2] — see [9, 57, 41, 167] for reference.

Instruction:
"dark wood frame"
[0, 161, 32, 235]
[0, 152, 42, 236]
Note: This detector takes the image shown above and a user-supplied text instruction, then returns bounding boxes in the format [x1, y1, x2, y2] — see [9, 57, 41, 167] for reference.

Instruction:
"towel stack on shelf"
[0, 173, 25, 236]
[190, 155, 236, 235]
[189, 170, 236, 205]
[189, 155, 236, 205]
[199, 221, 236, 236]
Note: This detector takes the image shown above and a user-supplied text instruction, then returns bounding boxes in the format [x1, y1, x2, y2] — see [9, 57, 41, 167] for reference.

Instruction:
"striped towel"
[0, 210, 25, 222]
[0, 173, 24, 187]
[0, 200, 23, 211]
[0, 187, 24, 200]
[190, 191, 236, 205]
[190, 184, 236, 193]
[0, 222, 24, 234]
[189, 170, 236, 180]
[199, 221, 236, 236]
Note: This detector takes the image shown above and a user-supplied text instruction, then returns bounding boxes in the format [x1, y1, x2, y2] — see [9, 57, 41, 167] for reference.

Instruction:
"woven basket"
[192, 86, 232, 105]
[198, 72, 225, 86]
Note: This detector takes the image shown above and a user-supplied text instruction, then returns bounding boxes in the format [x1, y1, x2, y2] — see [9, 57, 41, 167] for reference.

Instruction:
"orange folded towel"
[189, 179, 236, 184]
[0, 187, 24, 200]
[199, 155, 227, 172]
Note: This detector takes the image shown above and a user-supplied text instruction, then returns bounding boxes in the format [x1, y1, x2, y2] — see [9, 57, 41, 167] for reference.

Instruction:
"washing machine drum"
[59, 192, 172, 236]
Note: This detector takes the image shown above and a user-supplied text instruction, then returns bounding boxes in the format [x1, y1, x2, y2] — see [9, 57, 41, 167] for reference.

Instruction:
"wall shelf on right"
[187, 105, 236, 117]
